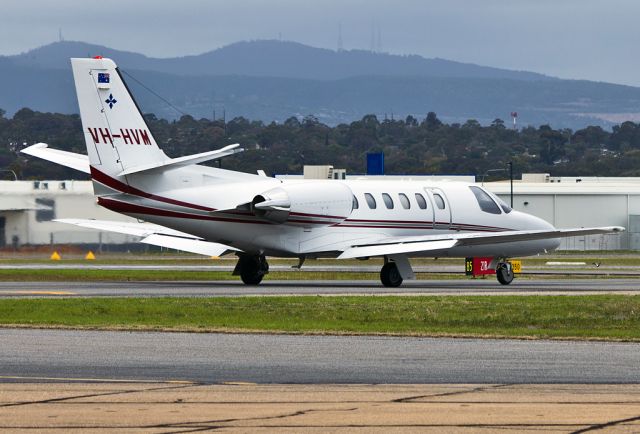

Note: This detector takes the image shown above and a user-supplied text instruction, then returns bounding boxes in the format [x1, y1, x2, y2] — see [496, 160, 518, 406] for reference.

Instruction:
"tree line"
[1, 107, 640, 181]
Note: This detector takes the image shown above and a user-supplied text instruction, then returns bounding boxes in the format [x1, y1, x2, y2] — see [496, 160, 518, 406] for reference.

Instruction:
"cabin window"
[398, 193, 411, 209]
[469, 186, 501, 214]
[415, 193, 427, 209]
[364, 193, 377, 209]
[352, 195, 359, 209]
[433, 193, 446, 210]
[382, 193, 394, 209]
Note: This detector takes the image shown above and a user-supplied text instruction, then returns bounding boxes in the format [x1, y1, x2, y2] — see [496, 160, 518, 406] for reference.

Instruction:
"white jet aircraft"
[22, 57, 624, 287]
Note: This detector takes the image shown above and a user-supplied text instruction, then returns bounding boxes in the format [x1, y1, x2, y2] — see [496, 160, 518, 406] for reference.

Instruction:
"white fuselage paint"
[94, 169, 559, 259]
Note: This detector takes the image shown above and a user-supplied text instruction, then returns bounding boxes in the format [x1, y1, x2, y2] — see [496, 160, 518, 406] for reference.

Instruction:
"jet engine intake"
[251, 182, 353, 226]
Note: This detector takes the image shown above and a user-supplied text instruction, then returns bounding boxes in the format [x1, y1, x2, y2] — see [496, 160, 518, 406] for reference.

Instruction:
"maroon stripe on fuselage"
[286, 219, 342, 225]
[344, 218, 510, 232]
[98, 198, 272, 225]
[90, 166, 214, 212]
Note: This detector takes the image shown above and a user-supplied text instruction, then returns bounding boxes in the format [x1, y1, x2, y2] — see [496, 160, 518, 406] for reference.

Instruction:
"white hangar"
[0, 174, 635, 251]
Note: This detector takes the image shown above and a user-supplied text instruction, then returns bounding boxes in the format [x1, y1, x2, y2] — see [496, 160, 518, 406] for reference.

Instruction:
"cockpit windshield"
[492, 193, 512, 214]
[469, 186, 502, 214]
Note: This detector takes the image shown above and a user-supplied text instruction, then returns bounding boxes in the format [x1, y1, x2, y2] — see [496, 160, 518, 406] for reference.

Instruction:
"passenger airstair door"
[425, 187, 451, 230]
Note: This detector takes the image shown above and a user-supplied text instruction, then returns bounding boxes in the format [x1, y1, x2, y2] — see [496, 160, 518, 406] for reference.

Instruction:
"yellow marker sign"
[50, 251, 61, 261]
[85, 251, 96, 260]
[510, 260, 522, 274]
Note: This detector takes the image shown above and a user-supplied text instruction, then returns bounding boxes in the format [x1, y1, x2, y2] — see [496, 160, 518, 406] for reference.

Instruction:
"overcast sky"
[2, 0, 638, 86]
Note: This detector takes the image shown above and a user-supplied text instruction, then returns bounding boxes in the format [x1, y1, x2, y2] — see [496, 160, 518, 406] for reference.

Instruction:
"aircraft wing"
[338, 226, 625, 259]
[55, 218, 240, 257]
[21, 143, 90, 174]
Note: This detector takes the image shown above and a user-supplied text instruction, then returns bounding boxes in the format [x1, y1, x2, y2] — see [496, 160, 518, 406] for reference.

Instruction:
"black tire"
[240, 269, 264, 285]
[496, 262, 514, 285]
[380, 262, 403, 287]
[238, 255, 268, 285]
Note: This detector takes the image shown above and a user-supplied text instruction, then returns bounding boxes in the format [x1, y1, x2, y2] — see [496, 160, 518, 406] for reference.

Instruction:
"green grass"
[0, 269, 466, 281]
[1, 295, 639, 340]
[0, 268, 631, 282]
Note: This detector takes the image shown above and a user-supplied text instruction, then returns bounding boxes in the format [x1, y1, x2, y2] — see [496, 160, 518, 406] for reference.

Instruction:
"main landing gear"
[234, 254, 269, 285]
[496, 261, 514, 285]
[380, 256, 414, 288]
[380, 262, 403, 287]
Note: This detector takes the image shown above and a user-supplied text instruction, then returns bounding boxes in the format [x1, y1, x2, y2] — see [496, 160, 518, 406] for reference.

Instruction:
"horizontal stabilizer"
[55, 218, 240, 257]
[21, 143, 90, 174]
[117, 144, 243, 176]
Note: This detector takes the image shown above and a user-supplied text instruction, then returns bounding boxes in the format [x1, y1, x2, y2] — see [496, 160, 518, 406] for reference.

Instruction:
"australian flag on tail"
[97, 73, 110, 84]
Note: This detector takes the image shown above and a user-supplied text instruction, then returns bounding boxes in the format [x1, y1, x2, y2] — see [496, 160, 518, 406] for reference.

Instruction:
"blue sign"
[367, 152, 384, 175]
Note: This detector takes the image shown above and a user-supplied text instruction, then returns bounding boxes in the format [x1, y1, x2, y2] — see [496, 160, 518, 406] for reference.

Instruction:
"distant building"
[302, 165, 346, 180]
[485, 175, 640, 250]
[0, 180, 138, 250]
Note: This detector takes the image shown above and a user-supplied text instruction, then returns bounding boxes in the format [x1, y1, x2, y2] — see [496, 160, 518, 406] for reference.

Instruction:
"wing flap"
[456, 226, 625, 247]
[141, 234, 234, 257]
[338, 226, 624, 259]
[339, 239, 457, 259]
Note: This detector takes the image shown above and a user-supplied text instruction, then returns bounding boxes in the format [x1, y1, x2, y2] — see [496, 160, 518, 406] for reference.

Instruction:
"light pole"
[508, 161, 513, 207]
[481, 162, 514, 208]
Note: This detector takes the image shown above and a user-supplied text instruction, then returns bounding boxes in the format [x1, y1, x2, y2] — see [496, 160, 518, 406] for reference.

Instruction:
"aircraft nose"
[514, 211, 561, 251]
[513, 210, 555, 231]
[531, 213, 555, 231]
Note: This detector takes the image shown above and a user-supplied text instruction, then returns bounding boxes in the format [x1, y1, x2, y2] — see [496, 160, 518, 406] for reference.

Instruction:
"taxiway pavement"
[1, 328, 639, 384]
[0, 278, 639, 297]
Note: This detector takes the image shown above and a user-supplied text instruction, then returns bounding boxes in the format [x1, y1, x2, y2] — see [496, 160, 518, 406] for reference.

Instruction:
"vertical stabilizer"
[71, 57, 168, 180]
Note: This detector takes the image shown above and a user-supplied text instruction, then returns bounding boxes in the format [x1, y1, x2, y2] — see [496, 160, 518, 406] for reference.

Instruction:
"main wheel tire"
[496, 262, 514, 285]
[380, 262, 403, 287]
[238, 255, 268, 285]
[240, 268, 264, 285]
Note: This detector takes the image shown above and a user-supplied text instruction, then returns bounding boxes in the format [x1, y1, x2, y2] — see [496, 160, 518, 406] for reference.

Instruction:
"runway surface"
[1, 278, 640, 297]
[1, 328, 639, 384]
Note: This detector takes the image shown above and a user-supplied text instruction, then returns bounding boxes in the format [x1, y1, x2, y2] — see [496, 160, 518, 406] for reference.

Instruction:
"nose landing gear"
[496, 261, 514, 285]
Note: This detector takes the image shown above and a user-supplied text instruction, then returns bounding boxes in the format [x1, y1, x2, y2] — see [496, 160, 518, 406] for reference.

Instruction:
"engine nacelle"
[252, 182, 353, 225]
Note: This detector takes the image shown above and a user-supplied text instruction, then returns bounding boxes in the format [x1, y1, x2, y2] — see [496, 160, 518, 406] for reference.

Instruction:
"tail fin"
[71, 57, 168, 179]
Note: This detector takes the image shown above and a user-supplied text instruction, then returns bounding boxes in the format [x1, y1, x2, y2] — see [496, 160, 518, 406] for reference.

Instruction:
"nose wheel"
[496, 261, 514, 285]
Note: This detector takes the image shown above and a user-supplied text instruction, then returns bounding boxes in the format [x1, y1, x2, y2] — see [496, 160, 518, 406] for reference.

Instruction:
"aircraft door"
[425, 187, 451, 230]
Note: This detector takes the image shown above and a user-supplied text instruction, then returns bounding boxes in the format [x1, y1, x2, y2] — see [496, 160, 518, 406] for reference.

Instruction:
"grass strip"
[0, 269, 465, 281]
[1, 295, 639, 340]
[0, 269, 627, 282]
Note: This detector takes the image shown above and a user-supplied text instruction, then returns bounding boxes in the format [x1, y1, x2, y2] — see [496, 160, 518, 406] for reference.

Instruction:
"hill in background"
[2, 40, 640, 128]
